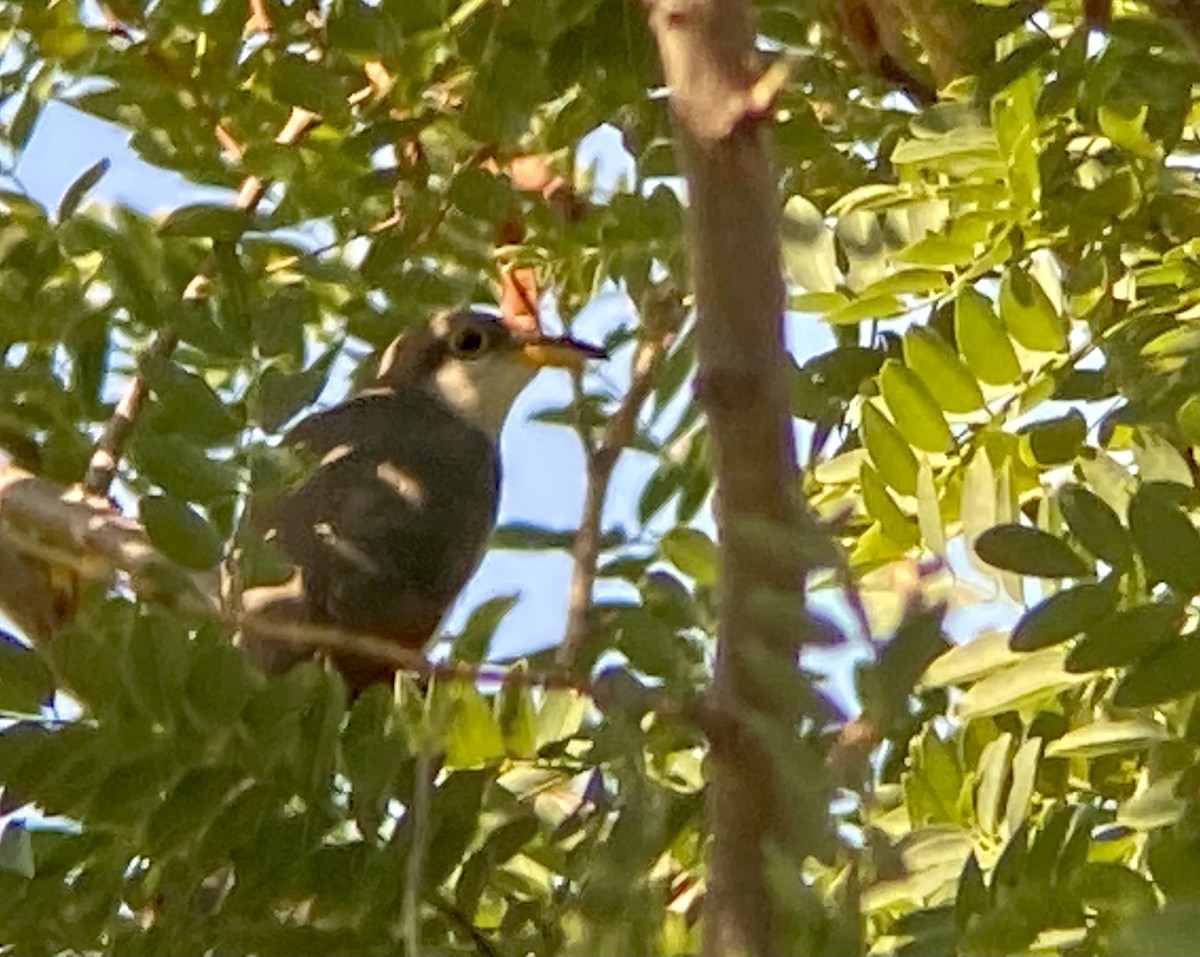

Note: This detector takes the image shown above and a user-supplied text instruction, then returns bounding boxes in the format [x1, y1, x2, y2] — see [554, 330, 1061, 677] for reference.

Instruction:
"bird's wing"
[283, 390, 398, 455]
[270, 392, 499, 645]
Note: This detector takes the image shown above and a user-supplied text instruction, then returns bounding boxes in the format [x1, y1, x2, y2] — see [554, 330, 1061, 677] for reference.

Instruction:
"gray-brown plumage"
[241, 308, 604, 693]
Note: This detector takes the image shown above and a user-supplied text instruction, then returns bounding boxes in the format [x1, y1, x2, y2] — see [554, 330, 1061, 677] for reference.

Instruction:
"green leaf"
[496, 679, 538, 759]
[861, 463, 917, 546]
[1113, 637, 1200, 708]
[1177, 394, 1200, 445]
[1066, 600, 1180, 673]
[955, 287, 1020, 385]
[251, 285, 317, 361]
[826, 293, 907, 325]
[1019, 411, 1087, 466]
[0, 636, 54, 714]
[975, 732, 1012, 836]
[0, 824, 34, 878]
[921, 629, 1022, 689]
[1005, 737, 1041, 834]
[956, 853, 988, 931]
[916, 461, 946, 557]
[1128, 483, 1200, 595]
[975, 524, 1090, 578]
[1098, 103, 1160, 159]
[256, 348, 338, 432]
[860, 402, 919, 495]
[902, 327, 984, 414]
[492, 522, 623, 552]
[159, 203, 251, 240]
[660, 527, 716, 586]
[880, 359, 954, 452]
[9, 62, 52, 151]
[445, 685, 505, 768]
[1058, 484, 1131, 568]
[1045, 720, 1169, 759]
[143, 359, 242, 441]
[956, 647, 1088, 719]
[56, 158, 110, 221]
[131, 433, 240, 503]
[140, 494, 223, 570]
[1010, 582, 1117, 651]
[999, 266, 1067, 352]
[449, 594, 518, 665]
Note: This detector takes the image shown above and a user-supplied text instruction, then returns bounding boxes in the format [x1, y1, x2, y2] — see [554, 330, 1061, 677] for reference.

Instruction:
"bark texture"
[644, 2, 826, 952]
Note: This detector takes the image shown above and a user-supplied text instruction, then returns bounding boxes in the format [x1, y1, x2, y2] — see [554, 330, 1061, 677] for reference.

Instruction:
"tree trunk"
[644, 1, 827, 953]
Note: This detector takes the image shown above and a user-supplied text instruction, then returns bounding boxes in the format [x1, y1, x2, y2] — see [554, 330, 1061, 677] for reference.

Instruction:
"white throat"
[431, 355, 538, 437]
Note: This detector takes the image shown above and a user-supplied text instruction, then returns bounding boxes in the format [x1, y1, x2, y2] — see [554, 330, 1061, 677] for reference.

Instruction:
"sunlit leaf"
[955, 287, 1020, 385]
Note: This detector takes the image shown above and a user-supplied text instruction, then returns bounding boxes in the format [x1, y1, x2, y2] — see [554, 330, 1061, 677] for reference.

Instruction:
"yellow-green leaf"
[861, 463, 917, 545]
[955, 287, 1020, 385]
[903, 326, 984, 414]
[861, 402, 919, 495]
[999, 266, 1067, 353]
[446, 685, 506, 768]
[880, 359, 954, 452]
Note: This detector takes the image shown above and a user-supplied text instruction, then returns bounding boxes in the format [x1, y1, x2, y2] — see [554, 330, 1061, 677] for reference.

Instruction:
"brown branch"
[0, 465, 596, 694]
[246, 0, 272, 34]
[645, 1, 830, 953]
[556, 288, 683, 672]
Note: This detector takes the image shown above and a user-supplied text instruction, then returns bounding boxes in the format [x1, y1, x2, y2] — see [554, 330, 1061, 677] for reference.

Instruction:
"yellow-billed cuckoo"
[242, 308, 605, 693]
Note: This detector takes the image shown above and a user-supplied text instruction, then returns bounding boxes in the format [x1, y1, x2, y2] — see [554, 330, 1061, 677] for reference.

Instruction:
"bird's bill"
[519, 336, 607, 370]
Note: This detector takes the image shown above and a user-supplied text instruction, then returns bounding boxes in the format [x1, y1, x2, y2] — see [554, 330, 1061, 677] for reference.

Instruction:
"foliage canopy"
[4, 0, 1200, 954]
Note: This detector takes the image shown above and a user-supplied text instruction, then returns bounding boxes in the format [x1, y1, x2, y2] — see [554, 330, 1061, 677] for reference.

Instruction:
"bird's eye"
[451, 327, 486, 356]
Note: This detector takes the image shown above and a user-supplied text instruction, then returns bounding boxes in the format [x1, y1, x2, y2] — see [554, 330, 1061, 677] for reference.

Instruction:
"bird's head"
[375, 308, 607, 435]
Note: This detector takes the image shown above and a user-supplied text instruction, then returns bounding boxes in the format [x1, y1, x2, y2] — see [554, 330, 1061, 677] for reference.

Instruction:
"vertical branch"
[402, 746, 436, 955]
[643, 1, 828, 953]
[558, 288, 682, 672]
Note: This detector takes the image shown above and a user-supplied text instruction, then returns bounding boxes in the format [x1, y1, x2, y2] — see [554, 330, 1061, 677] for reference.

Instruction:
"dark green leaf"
[1020, 411, 1086, 466]
[159, 203, 251, 240]
[140, 494, 223, 570]
[1066, 600, 1180, 672]
[256, 348, 338, 432]
[131, 433, 240, 503]
[56, 158, 110, 221]
[0, 635, 53, 714]
[1113, 636, 1200, 707]
[1010, 582, 1117, 651]
[492, 522, 625, 552]
[1128, 483, 1200, 595]
[1058, 484, 1131, 567]
[976, 524, 1090, 578]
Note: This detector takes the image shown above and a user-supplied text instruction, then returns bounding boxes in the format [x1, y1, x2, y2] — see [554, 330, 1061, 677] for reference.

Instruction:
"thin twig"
[402, 747, 436, 955]
[556, 290, 682, 672]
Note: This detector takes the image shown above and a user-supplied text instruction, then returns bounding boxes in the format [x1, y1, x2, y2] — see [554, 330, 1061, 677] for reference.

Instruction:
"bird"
[240, 307, 606, 694]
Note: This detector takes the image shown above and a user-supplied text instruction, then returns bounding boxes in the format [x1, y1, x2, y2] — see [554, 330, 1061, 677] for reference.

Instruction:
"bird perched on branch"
[241, 307, 605, 694]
